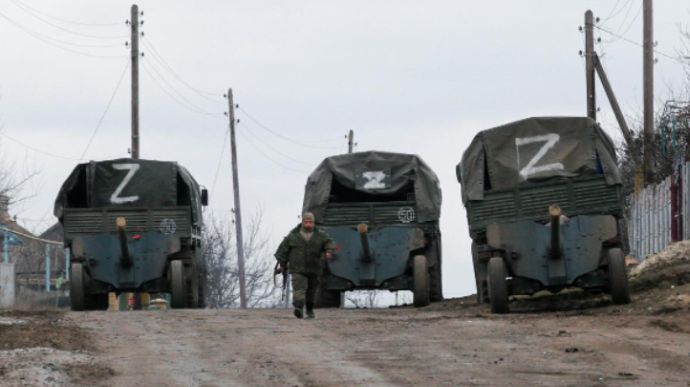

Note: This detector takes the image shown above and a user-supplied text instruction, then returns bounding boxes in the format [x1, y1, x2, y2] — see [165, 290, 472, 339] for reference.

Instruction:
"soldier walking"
[275, 212, 334, 319]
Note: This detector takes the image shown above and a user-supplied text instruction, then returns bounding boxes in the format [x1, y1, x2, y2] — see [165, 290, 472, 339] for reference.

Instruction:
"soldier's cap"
[302, 212, 315, 222]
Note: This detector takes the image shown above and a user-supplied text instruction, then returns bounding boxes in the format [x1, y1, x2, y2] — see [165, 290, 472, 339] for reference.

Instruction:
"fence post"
[65, 248, 71, 282]
[2, 229, 8, 263]
[45, 244, 51, 292]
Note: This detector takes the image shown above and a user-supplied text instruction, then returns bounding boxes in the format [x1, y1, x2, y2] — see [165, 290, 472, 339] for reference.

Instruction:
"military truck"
[304, 151, 443, 307]
[457, 117, 630, 313]
[54, 158, 208, 310]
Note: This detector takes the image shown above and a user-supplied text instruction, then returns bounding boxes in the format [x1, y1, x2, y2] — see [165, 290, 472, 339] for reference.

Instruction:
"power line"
[210, 129, 230, 198]
[8, 0, 123, 27]
[595, 24, 684, 64]
[79, 60, 130, 161]
[9, 0, 128, 40]
[235, 124, 310, 174]
[0, 131, 81, 161]
[614, 2, 642, 36]
[238, 123, 313, 166]
[236, 107, 341, 150]
[0, 9, 127, 58]
[141, 37, 222, 102]
[601, 0, 626, 21]
[141, 60, 223, 117]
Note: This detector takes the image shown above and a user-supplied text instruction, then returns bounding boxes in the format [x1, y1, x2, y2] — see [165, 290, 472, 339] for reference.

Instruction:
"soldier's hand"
[324, 252, 333, 260]
[276, 264, 287, 274]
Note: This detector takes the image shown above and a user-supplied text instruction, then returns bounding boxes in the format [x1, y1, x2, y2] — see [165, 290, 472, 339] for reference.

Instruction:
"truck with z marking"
[457, 117, 630, 313]
[54, 158, 208, 310]
[304, 151, 443, 307]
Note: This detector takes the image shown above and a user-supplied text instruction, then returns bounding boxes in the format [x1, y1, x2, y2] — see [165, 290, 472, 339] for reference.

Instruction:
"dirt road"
[3, 251, 690, 387]
[3, 288, 688, 387]
[64, 302, 688, 387]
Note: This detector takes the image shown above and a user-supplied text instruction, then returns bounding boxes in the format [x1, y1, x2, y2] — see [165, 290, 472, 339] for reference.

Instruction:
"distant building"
[0, 194, 65, 290]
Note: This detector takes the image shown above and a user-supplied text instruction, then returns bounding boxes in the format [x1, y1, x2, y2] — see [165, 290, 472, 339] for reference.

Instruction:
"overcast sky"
[0, 0, 688, 298]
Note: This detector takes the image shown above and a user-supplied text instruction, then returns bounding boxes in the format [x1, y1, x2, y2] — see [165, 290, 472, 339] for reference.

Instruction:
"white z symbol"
[515, 134, 564, 180]
[110, 163, 140, 204]
[362, 171, 387, 189]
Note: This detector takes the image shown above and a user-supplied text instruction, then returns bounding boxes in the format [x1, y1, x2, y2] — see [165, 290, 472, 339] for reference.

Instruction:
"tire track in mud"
[68, 307, 690, 387]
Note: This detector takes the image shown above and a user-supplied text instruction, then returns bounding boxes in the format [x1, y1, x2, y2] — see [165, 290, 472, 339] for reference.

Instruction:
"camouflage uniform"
[275, 223, 334, 317]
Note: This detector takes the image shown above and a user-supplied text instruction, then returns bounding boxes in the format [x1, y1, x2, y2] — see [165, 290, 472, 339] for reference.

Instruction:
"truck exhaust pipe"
[549, 205, 561, 259]
[116, 217, 132, 267]
[357, 223, 372, 262]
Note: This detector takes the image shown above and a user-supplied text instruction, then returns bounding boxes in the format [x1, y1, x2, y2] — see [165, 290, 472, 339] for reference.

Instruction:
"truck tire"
[413, 255, 430, 307]
[608, 248, 630, 304]
[170, 260, 187, 309]
[70, 263, 87, 311]
[488, 257, 509, 314]
[429, 258, 443, 302]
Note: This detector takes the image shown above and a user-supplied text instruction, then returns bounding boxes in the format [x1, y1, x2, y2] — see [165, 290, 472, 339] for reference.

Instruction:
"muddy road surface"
[3, 248, 690, 387]
[3, 289, 689, 387]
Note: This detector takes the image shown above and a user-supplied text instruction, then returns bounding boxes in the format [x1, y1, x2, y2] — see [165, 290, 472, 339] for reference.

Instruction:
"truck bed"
[466, 176, 622, 237]
[62, 207, 192, 236]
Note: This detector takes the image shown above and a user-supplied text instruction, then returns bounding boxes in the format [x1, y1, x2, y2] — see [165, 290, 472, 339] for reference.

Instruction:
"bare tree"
[203, 209, 280, 308]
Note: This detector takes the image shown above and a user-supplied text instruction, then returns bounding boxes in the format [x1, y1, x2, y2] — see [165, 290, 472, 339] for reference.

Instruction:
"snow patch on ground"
[630, 241, 690, 280]
[0, 347, 94, 386]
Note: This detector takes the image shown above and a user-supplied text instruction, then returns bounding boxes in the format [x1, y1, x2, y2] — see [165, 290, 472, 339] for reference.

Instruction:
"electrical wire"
[595, 24, 684, 64]
[78, 60, 130, 161]
[8, 0, 123, 27]
[141, 60, 224, 117]
[142, 37, 222, 102]
[0, 10, 127, 58]
[9, 0, 128, 40]
[239, 122, 313, 166]
[601, 0, 629, 22]
[209, 129, 230, 198]
[0, 131, 80, 161]
[235, 124, 310, 174]
[236, 107, 342, 150]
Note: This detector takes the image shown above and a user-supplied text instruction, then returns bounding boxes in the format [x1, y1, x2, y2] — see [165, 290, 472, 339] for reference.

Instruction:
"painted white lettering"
[515, 134, 564, 180]
[362, 171, 387, 189]
[109, 163, 140, 204]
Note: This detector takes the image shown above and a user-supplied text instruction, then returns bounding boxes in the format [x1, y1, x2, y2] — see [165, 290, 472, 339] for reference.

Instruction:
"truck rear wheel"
[608, 248, 630, 304]
[429, 258, 443, 302]
[488, 257, 509, 314]
[70, 263, 87, 311]
[170, 260, 187, 309]
[413, 255, 430, 307]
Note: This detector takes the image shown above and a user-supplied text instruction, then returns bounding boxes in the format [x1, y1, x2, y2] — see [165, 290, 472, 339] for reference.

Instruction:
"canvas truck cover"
[457, 117, 621, 204]
[303, 151, 442, 222]
[54, 158, 203, 222]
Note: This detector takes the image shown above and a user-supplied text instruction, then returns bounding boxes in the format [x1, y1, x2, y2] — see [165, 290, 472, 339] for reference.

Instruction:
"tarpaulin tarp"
[457, 117, 621, 204]
[54, 158, 203, 222]
[303, 151, 442, 222]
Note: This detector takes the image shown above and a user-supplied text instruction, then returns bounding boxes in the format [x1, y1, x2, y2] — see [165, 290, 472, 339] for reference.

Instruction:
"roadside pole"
[130, 4, 140, 159]
[227, 88, 247, 309]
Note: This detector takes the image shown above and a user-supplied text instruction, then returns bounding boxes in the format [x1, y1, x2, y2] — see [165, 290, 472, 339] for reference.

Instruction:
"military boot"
[305, 303, 315, 319]
[293, 301, 304, 319]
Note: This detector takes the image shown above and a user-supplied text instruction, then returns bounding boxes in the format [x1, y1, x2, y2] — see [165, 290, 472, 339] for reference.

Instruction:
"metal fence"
[628, 177, 671, 259]
[627, 161, 690, 260]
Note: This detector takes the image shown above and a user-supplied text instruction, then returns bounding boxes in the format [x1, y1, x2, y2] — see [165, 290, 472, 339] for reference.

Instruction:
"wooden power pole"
[643, 0, 654, 184]
[585, 10, 596, 121]
[347, 130, 354, 153]
[227, 88, 247, 309]
[130, 4, 140, 159]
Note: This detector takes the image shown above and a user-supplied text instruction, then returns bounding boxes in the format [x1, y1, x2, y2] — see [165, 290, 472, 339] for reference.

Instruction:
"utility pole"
[585, 10, 596, 120]
[593, 53, 633, 146]
[130, 4, 140, 159]
[643, 0, 654, 184]
[227, 88, 247, 309]
[347, 130, 354, 153]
